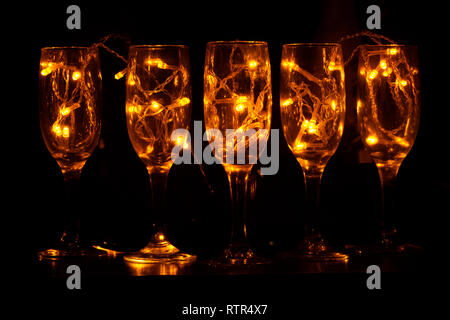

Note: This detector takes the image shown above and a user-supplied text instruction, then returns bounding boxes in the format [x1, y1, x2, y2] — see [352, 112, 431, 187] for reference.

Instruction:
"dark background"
[6, 0, 441, 312]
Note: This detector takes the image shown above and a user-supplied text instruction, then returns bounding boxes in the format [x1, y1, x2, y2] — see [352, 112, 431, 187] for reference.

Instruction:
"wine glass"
[204, 41, 272, 265]
[38, 46, 104, 259]
[123, 45, 196, 264]
[280, 43, 348, 261]
[357, 44, 420, 252]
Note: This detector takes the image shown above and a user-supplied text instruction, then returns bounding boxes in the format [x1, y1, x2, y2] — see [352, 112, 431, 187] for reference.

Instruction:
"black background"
[6, 0, 441, 314]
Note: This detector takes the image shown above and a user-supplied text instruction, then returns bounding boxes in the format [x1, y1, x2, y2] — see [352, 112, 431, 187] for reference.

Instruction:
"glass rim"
[129, 44, 189, 49]
[282, 42, 341, 47]
[206, 41, 267, 46]
[41, 46, 94, 51]
[359, 44, 417, 48]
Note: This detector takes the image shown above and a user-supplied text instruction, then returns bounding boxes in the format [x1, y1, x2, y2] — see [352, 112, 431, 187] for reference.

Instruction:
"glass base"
[37, 245, 107, 260]
[209, 242, 270, 267]
[289, 238, 349, 262]
[123, 232, 196, 264]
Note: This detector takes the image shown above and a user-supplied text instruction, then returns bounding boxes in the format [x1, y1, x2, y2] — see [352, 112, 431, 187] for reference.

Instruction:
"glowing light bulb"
[150, 101, 162, 111]
[52, 124, 62, 136]
[399, 80, 408, 87]
[282, 60, 295, 69]
[357, 99, 362, 113]
[158, 234, 165, 241]
[366, 135, 378, 145]
[328, 61, 336, 71]
[235, 104, 245, 112]
[360, 67, 366, 75]
[331, 100, 337, 111]
[62, 126, 70, 138]
[147, 59, 169, 69]
[379, 59, 387, 69]
[387, 48, 398, 55]
[72, 71, 81, 81]
[115, 69, 127, 80]
[248, 60, 258, 69]
[41, 68, 52, 76]
[368, 70, 378, 80]
[175, 136, 184, 145]
[395, 136, 410, 147]
[128, 105, 142, 113]
[178, 97, 190, 106]
[127, 77, 135, 86]
[294, 142, 306, 151]
[60, 107, 70, 116]
[146, 144, 154, 153]
[302, 120, 318, 134]
[281, 98, 293, 107]
[174, 135, 190, 149]
[235, 96, 248, 112]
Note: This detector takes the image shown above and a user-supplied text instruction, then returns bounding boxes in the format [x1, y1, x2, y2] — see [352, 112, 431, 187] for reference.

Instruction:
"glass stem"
[226, 168, 251, 247]
[303, 172, 324, 244]
[61, 168, 82, 246]
[377, 164, 399, 246]
[148, 167, 170, 237]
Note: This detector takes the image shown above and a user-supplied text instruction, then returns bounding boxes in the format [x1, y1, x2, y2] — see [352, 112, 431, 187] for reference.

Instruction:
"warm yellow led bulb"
[328, 61, 336, 71]
[52, 124, 62, 136]
[366, 135, 378, 145]
[302, 120, 318, 134]
[294, 142, 306, 151]
[62, 126, 70, 138]
[368, 70, 378, 80]
[282, 60, 295, 69]
[173, 135, 189, 149]
[387, 48, 398, 55]
[178, 97, 190, 106]
[147, 59, 168, 69]
[150, 101, 162, 111]
[281, 98, 293, 107]
[41, 68, 52, 76]
[60, 108, 70, 116]
[235, 104, 244, 112]
[115, 69, 127, 80]
[72, 71, 81, 81]
[235, 96, 248, 112]
[331, 100, 337, 111]
[248, 60, 258, 69]
[357, 99, 362, 113]
[379, 59, 387, 69]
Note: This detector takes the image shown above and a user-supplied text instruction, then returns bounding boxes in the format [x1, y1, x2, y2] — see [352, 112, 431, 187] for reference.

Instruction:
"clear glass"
[280, 43, 348, 261]
[357, 44, 420, 252]
[123, 45, 196, 264]
[38, 46, 104, 259]
[204, 41, 272, 265]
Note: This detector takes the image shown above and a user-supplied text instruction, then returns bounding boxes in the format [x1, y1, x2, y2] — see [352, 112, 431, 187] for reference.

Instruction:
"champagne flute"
[123, 45, 196, 264]
[357, 44, 420, 252]
[38, 46, 104, 259]
[280, 43, 348, 261]
[204, 41, 272, 265]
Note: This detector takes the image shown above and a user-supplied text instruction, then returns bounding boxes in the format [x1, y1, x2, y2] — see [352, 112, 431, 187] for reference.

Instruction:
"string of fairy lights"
[40, 47, 99, 151]
[39, 32, 419, 162]
[203, 45, 272, 159]
[280, 45, 345, 154]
